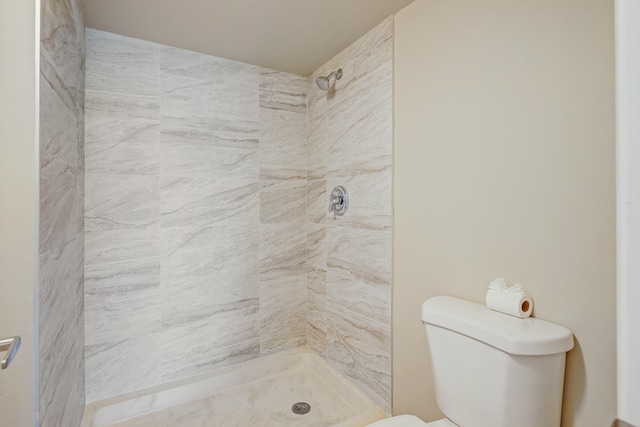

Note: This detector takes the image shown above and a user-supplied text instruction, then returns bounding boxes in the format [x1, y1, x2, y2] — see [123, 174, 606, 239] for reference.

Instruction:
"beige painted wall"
[392, 1, 616, 426]
[0, 0, 38, 424]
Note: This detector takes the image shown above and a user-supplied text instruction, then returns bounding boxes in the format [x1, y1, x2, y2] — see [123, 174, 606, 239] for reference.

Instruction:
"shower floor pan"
[81, 348, 387, 427]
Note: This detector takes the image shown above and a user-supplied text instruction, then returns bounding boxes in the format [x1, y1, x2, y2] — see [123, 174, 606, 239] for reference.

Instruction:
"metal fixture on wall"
[316, 68, 343, 91]
[329, 185, 349, 216]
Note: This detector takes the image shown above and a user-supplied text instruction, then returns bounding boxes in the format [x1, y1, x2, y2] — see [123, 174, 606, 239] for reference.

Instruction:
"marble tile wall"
[85, 17, 392, 411]
[39, 0, 86, 426]
[305, 17, 394, 412]
[259, 69, 308, 354]
[84, 29, 308, 402]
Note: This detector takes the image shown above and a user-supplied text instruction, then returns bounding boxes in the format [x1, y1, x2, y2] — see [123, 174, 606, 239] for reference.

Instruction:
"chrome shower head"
[316, 76, 330, 91]
[316, 68, 343, 91]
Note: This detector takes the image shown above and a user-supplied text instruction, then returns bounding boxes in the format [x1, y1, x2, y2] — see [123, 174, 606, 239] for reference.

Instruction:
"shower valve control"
[329, 186, 349, 216]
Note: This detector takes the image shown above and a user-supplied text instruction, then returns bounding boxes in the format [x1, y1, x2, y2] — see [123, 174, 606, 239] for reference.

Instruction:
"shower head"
[316, 68, 343, 91]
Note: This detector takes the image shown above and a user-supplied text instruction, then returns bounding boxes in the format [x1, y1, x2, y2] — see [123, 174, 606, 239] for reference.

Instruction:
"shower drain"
[291, 402, 311, 415]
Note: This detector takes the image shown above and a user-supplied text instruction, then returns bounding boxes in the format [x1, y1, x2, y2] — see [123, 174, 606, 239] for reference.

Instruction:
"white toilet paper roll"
[485, 289, 533, 318]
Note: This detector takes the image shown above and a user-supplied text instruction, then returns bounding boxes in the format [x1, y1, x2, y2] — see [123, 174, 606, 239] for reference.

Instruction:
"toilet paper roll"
[485, 289, 533, 318]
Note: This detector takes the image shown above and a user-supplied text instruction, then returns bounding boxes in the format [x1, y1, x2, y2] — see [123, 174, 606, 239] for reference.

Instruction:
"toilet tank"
[422, 296, 574, 427]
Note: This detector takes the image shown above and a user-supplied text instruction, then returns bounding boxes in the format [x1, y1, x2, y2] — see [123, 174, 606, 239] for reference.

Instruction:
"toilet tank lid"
[421, 296, 574, 356]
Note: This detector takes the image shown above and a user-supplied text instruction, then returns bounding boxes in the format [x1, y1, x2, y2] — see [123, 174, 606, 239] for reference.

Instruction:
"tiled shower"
[83, 29, 309, 402]
[39, 0, 392, 422]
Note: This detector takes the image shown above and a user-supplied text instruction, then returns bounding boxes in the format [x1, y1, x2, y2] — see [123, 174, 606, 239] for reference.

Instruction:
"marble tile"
[40, 75, 83, 254]
[260, 179, 306, 224]
[85, 89, 160, 120]
[39, 235, 84, 361]
[40, 331, 84, 427]
[160, 174, 259, 228]
[85, 333, 162, 403]
[259, 68, 307, 113]
[326, 276, 391, 331]
[326, 80, 392, 177]
[85, 30, 160, 122]
[41, 0, 85, 107]
[161, 114, 258, 146]
[162, 264, 259, 320]
[39, 1, 85, 425]
[322, 225, 392, 411]
[258, 65, 306, 181]
[39, 235, 84, 427]
[161, 45, 258, 87]
[326, 310, 391, 413]
[85, 173, 160, 230]
[162, 224, 258, 264]
[85, 281, 161, 347]
[324, 18, 392, 181]
[160, 120, 258, 179]
[40, 52, 81, 127]
[259, 223, 307, 271]
[306, 267, 327, 356]
[306, 223, 327, 271]
[161, 78, 258, 124]
[306, 222, 327, 354]
[306, 17, 394, 412]
[306, 85, 327, 180]
[77, 110, 86, 193]
[334, 52, 392, 114]
[84, 228, 161, 345]
[325, 226, 392, 291]
[41, 62, 80, 170]
[307, 179, 327, 224]
[324, 17, 393, 105]
[85, 107, 160, 176]
[40, 161, 82, 251]
[326, 170, 392, 230]
[160, 299, 260, 382]
[325, 225, 391, 325]
[58, 356, 86, 427]
[85, 29, 159, 98]
[160, 55, 258, 123]
[84, 228, 160, 289]
[259, 268, 307, 355]
[161, 225, 259, 314]
[161, 45, 260, 179]
[259, 107, 307, 180]
[306, 264, 326, 296]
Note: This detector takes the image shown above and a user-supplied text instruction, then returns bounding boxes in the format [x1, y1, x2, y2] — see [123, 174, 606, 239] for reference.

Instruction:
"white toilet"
[369, 296, 574, 427]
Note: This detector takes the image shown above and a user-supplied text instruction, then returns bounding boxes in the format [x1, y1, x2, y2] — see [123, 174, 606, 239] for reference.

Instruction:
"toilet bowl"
[367, 296, 574, 427]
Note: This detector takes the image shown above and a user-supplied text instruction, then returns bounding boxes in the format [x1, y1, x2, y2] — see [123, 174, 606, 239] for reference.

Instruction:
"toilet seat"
[366, 415, 457, 427]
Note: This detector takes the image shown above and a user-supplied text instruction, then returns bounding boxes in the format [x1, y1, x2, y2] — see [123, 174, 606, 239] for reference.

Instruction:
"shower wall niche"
[84, 17, 392, 412]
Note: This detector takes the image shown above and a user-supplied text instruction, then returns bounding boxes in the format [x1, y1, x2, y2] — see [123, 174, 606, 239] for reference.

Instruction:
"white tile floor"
[82, 348, 387, 427]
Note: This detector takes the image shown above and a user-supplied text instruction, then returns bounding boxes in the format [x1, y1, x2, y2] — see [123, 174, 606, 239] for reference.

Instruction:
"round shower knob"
[328, 185, 349, 216]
